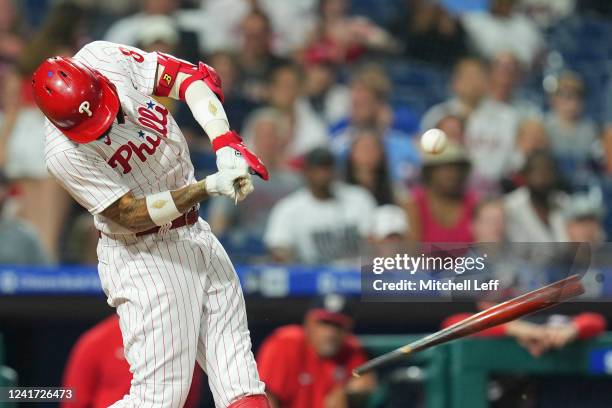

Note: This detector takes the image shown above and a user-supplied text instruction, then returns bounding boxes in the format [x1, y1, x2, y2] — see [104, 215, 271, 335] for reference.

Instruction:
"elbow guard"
[155, 52, 224, 102]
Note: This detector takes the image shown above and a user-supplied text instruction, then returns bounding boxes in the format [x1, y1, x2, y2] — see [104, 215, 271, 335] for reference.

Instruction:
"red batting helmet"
[31, 56, 119, 144]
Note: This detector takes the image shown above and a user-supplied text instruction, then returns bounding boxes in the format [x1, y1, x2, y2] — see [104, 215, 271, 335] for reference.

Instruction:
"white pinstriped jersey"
[45, 41, 197, 234]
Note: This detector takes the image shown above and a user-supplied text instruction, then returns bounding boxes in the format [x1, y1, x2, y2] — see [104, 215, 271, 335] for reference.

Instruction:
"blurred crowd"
[0, 0, 612, 266]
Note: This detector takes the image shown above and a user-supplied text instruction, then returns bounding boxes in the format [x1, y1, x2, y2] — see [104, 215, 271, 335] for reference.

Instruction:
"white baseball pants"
[97, 219, 265, 408]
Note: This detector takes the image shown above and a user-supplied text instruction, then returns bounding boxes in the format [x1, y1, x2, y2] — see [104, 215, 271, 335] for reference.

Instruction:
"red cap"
[306, 294, 353, 329]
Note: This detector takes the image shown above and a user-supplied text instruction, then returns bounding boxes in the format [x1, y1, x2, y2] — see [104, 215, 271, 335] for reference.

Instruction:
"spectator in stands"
[602, 71, 612, 155]
[104, 0, 179, 47]
[193, 0, 317, 56]
[390, 0, 469, 66]
[0, 0, 25, 89]
[0, 3, 80, 261]
[257, 294, 376, 408]
[506, 118, 550, 183]
[462, 0, 544, 68]
[209, 108, 302, 245]
[472, 198, 507, 243]
[545, 71, 598, 181]
[301, 53, 350, 126]
[516, 118, 549, 159]
[564, 188, 606, 244]
[564, 188, 608, 298]
[462, 69, 519, 193]
[434, 114, 465, 145]
[209, 51, 258, 131]
[237, 10, 288, 104]
[405, 142, 477, 243]
[344, 128, 395, 205]
[303, 0, 399, 64]
[519, 0, 575, 29]
[105, 0, 201, 62]
[135, 15, 178, 55]
[489, 52, 542, 120]
[442, 309, 606, 358]
[254, 0, 318, 56]
[265, 64, 329, 160]
[421, 57, 489, 129]
[264, 147, 376, 265]
[423, 57, 519, 194]
[504, 150, 568, 242]
[600, 127, 612, 238]
[369, 204, 410, 257]
[63, 213, 99, 265]
[62, 315, 202, 408]
[0, 170, 48, 265]
[332, 65, 420, 187]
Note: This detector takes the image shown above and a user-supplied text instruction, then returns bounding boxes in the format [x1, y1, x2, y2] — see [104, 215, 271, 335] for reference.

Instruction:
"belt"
[98, 207, 199, 238]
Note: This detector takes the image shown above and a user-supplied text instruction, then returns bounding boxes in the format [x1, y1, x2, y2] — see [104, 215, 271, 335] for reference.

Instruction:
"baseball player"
[31, 41, 271, 408]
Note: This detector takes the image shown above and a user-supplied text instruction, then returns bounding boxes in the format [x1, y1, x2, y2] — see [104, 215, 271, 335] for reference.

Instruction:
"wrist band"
[146, 190, 182, 226]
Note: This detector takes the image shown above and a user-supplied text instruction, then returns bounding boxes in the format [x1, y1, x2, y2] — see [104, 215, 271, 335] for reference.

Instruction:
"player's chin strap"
[212, 131, 270, 181]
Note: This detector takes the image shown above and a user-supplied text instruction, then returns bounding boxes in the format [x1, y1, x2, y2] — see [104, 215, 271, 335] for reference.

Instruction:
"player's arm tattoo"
[101, 180, 209, 232]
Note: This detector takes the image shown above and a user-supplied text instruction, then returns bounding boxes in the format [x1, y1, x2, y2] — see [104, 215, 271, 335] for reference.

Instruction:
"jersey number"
[119, 47, 144, 63]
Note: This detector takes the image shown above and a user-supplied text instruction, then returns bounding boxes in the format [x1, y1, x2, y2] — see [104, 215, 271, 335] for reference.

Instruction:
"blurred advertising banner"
[1, 242, 612, 299]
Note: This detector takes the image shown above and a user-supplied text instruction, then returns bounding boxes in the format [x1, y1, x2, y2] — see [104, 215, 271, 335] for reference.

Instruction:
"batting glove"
[204, 169, 254, 202]
[212, 131, 269, 181]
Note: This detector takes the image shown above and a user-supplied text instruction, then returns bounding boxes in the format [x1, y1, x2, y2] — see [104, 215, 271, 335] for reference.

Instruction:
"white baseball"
[420, 128, 448, 154]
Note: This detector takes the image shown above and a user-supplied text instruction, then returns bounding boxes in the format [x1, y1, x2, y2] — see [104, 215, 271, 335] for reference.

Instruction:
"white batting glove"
[216, 146, 250, 174]
[204, 169, 254, 202]
[214, 146, 254, 201]
[212, 131, 269, 181]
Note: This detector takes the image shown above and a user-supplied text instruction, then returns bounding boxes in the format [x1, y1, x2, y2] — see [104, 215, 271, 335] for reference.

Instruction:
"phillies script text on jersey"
[108, 103, 169, 174]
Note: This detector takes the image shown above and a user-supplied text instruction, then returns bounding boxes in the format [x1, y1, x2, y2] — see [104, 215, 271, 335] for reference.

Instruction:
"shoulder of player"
[44, 122, 78, 159]
[45, 137, 103, 169]
[75, 41, 122, 62]
[74, 41, 137, 77]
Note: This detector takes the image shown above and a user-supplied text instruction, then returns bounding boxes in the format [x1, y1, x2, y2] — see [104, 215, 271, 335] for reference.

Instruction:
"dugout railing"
[360, 333, 612, 408]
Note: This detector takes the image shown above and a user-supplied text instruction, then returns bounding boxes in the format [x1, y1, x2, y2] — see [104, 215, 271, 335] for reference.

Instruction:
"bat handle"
[353, 345, 412, 377]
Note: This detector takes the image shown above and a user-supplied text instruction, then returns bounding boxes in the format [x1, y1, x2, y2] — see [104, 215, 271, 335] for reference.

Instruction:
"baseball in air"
[420, 128, 448, 154]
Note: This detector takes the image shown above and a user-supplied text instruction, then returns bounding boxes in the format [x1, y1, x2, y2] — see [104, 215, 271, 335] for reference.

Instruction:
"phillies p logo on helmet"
[78, 101, 93, 117]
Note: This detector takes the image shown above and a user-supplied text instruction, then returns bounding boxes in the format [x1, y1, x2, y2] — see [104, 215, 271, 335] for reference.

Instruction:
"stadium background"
[1, 0, 612, 406]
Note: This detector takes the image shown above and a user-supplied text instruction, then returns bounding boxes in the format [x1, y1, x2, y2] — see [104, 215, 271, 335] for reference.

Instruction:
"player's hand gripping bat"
[353, 274, 585, 377]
